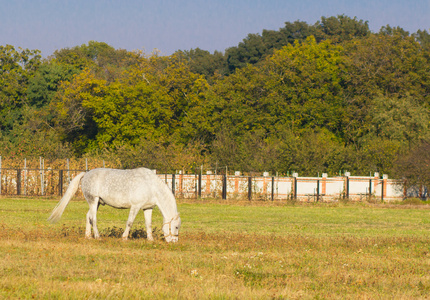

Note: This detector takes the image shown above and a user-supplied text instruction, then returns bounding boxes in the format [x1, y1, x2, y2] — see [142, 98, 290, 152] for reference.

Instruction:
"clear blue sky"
[1, 0, 429, 57]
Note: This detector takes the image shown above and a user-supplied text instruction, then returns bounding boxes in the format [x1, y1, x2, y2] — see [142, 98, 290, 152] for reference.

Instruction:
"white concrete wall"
[157, 173, 411, 201]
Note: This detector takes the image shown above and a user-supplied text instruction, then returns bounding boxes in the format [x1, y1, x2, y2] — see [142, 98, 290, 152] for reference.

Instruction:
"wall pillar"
[206, 172, 212, 195]
[234, 171, 240, 194]
[382, 174, 388, 200]
[322, 173, 327, 195]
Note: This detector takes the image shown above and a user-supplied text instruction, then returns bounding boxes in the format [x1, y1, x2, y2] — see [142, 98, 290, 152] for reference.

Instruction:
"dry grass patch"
[1, 198, 430, 299]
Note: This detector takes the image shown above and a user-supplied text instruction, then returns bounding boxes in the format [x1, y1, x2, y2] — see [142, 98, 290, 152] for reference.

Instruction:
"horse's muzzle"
[164, 234, 179, 243]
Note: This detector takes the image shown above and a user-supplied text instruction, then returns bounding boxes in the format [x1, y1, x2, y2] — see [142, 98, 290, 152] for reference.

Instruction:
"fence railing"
[0, 168, 413, 201]
[161, 173, 406, 201]
[0, 168, 86, 197]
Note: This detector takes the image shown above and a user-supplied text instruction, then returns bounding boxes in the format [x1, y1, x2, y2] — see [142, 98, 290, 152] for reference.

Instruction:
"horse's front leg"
[144, 209, 153, 241]
[122, 206, 140, 240]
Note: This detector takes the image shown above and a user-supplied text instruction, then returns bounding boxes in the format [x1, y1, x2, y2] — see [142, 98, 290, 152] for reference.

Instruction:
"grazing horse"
[48, 168, 181, 242]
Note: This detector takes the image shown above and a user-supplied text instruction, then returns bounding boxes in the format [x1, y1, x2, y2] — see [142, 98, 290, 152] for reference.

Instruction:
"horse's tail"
[48, 172, 86, 223]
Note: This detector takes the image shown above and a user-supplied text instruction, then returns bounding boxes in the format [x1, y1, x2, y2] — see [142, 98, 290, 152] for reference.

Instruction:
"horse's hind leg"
[86, 197, 100, 239]
[122, 206, 140, 240]
[144, 209, 153, 241]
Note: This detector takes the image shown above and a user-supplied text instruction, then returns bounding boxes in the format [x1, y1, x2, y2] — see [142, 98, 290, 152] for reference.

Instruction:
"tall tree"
[51, 54, 209, 154]
[342, 33, 430, 145]
[50, 69, 104, 154]
[225, 15, 370, 73]
[174, 48, 227, 81]
[264, 36, 347, 134]
[368, 95, 430, 145]
[0, 45, 41, 131]
[27, 62, 78, 108]
[414, 29, 430, 49]
[52, 41, 141, 82]
[393, 141, 430, 193]
[316, 15, 370, 42]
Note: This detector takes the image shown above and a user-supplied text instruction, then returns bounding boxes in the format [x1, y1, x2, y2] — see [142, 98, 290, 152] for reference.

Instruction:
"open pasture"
[1, 198, 430, 299]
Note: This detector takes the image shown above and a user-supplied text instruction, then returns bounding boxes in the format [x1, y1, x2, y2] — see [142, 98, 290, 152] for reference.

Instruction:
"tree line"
[1, 15, 430, 187]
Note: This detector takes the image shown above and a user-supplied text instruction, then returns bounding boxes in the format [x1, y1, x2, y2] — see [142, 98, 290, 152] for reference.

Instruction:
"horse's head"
[163, 214, 181, 243]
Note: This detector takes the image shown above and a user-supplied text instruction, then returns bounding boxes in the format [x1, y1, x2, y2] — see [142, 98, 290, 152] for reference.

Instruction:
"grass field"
[1, 197, 430, 299]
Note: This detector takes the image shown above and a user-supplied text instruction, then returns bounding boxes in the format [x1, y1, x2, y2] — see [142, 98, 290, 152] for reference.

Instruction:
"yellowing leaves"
[52, 57, 210, 152]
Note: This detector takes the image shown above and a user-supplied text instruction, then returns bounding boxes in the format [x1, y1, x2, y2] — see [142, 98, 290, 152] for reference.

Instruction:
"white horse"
[48, 168, 181, 242]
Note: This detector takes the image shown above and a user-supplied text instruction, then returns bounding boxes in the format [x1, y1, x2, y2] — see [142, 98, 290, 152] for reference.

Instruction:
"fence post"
[317, 179, 320, 202]
[248, 176, 252, 201]
[345, 173, 350, 200]
[67, 158, 70, 184]
[17, 169, 21, 196]
[222, 175, 227, 200]
[171, 174, 176, 196]
[23, 158, 27, 195]
[198, 173, 202, 198]
[346, 177, 349, 199]
[40, 157, 44, 196]
[271, 177, 275, 201]
[0, 156, 2, 195]
[369, 179, 372, 201]
[381, 174, 388, 202]
[293, 175, 298, 200]
[179, 172, 183, 197]
[59, 170, 64, 196]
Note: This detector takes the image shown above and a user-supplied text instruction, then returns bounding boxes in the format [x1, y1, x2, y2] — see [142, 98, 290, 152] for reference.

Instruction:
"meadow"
[1, 197, 430, 299]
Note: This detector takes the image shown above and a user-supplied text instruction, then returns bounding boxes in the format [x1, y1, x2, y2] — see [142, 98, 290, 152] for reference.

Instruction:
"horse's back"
[81, 168, 168, 208]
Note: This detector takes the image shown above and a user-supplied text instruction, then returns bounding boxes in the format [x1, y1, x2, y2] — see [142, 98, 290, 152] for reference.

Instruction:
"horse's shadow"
[101, 226, 163, 240]
[60, 225, 163, 240]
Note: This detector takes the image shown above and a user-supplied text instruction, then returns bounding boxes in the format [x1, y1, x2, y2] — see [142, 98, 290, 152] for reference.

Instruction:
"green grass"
[1, 197, 430, 299]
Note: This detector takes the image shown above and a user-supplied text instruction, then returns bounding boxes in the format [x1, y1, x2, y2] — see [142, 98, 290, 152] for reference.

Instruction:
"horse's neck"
[156, 196, 178, 221]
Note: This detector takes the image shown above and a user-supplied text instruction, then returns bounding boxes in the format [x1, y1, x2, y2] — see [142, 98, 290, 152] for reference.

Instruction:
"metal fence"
[0, 168, 86, 197]
[162, 173, 402, 201]
[0, 168, 409, 201]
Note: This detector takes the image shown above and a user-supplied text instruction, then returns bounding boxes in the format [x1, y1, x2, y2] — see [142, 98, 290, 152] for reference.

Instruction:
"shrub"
[401, 198, 427, 205]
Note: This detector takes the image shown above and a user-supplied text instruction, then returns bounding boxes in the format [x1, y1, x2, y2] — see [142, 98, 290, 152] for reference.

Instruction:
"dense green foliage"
[1, 15, 429, 177]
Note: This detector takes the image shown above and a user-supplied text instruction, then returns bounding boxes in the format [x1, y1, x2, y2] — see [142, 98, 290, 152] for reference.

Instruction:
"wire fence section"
[0, 168, 85, 197]
[0, 168, 410, 201]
